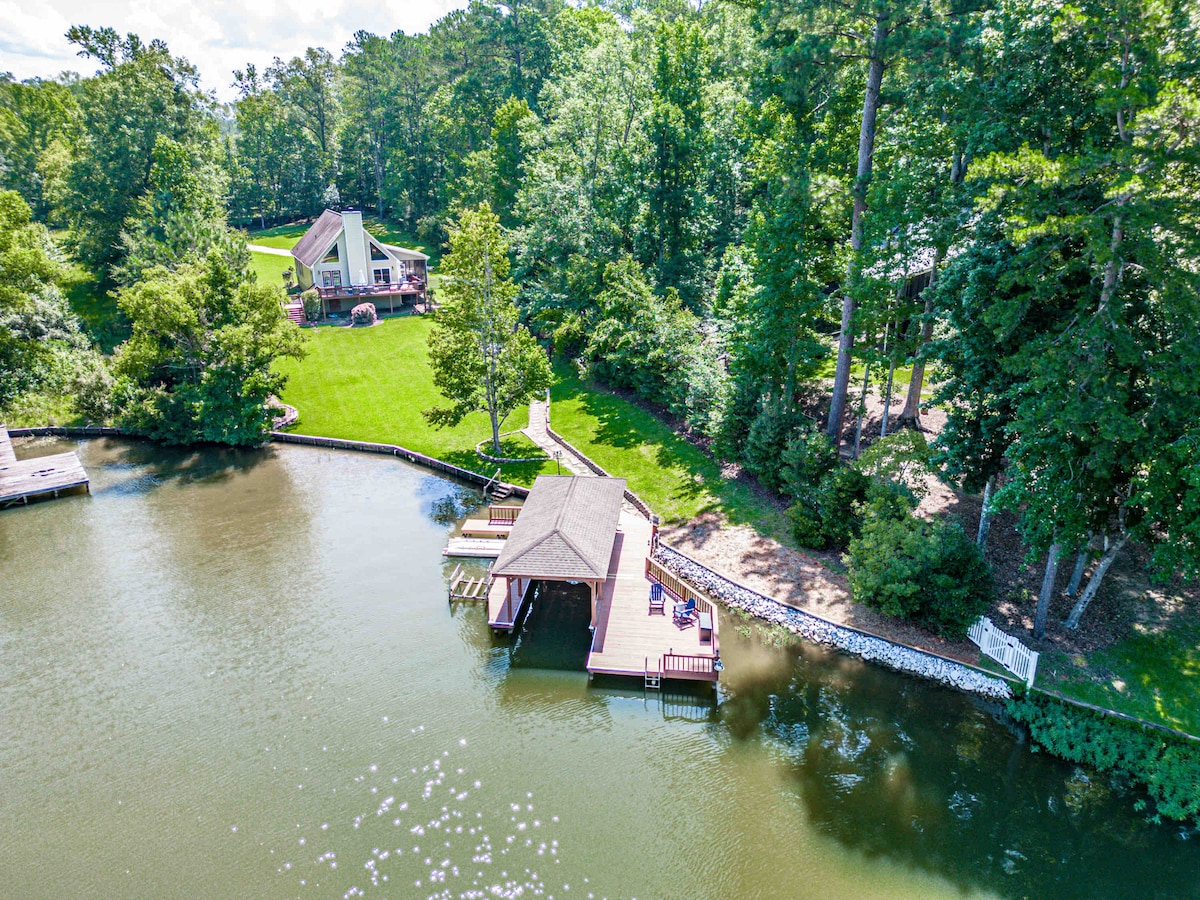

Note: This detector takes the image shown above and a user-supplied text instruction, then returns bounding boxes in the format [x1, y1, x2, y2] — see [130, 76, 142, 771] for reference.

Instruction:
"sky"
[0, 0, 469, 102]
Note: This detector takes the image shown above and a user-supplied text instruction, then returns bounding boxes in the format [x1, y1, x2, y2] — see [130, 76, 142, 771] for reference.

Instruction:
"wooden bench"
[461, 505, 521, 539]
[698, 611, 713, 643]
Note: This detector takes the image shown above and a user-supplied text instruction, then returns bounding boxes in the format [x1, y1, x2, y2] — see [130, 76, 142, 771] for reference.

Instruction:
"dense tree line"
[1, 0, 1197, 633]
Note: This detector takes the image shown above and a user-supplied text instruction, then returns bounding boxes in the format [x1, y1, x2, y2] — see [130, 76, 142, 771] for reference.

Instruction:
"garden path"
[522, 398, 593, 477]
[247, 244, 293, 257]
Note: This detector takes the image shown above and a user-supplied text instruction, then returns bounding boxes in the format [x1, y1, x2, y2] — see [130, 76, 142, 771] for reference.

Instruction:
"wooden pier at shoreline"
[476, 475, 719, 686]
[0, 426, 90, 509]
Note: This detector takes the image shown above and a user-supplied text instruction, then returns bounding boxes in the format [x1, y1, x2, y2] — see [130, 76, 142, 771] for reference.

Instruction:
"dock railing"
[645, 558, 712, 616]
[662, 652, 718, 678]
[488, 505, 520, 525]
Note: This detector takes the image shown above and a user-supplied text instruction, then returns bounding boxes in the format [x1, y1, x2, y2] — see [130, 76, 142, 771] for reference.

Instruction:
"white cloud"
[0, 0, 467, 101]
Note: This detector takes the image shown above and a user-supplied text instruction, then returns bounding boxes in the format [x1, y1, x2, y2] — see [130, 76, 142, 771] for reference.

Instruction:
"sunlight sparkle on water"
[277, 727, 601, 899]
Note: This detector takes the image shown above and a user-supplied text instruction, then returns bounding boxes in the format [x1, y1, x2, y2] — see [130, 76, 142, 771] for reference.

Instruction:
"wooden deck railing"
[488, 505, 520, 525]
[317, 282, 424, 300]
[645, 558, 712, 615]
[662, 652, 717, 678]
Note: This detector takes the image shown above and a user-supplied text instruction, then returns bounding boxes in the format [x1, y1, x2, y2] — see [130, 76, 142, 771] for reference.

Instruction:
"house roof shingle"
[491, 476, 626, 581]
[291, 209, 344, 268]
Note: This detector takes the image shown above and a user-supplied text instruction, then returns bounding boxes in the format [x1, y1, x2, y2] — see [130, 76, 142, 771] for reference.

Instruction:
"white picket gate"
[968, 617, 1039, 687]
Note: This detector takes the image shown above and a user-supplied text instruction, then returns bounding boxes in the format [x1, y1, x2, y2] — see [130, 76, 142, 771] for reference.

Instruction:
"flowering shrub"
[350, 302, 378, 326]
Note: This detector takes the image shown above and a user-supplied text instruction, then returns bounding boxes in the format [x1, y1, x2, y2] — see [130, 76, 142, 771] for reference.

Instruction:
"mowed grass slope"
[276, 315, 554, 486]
[549, 365, 787, 532]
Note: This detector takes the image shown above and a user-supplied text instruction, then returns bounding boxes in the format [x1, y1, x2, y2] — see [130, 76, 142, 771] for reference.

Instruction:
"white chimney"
[341, 209, 369, 286]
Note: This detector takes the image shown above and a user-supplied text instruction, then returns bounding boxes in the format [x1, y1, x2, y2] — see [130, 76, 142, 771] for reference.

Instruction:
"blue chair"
[673, 597, 697, 625]
[649, 582, 666, 615]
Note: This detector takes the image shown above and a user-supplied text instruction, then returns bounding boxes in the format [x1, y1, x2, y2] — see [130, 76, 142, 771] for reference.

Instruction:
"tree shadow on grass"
[552, 370, 787, 529]
[440, 449, 552, 489]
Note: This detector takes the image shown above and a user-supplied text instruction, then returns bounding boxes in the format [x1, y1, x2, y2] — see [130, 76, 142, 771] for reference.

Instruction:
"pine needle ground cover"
[275, 315, 554, 486]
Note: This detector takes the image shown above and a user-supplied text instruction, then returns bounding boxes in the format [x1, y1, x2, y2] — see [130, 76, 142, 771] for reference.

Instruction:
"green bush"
[301, 288, 321, 322]
[742, 406, 805, 494]
[1009, 692, 1200, 825]
[551, 312, 588, 361]
[847, 512, 993, 639]
[787, 465, 910, 551]
[780, 423, 838, 499]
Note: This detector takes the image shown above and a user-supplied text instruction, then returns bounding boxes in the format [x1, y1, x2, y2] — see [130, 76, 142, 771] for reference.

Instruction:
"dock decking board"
[0, 427, 16, 466]
[586, 509, 718, 682]
[0, 428, 90, 508]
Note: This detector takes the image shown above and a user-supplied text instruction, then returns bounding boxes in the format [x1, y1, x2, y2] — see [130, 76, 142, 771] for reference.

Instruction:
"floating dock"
[0, 426, 90, 509]
[443, 537, 508, 558]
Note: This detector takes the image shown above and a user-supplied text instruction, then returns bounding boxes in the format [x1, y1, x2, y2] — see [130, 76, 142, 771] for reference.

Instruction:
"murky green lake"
[1, 439, 1196, 899]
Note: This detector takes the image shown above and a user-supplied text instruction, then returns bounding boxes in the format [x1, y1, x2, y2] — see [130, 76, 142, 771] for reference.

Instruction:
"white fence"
[968, 617, 1039, 687]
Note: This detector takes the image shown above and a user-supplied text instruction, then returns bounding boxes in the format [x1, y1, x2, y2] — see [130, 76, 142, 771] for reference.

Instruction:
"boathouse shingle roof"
[491, 476, 626, 581]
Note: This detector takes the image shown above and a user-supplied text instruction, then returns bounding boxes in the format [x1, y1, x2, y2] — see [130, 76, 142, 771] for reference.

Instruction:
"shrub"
[856, 429, 934, 500]
[350, 302, 378, 326]
[1009, 692, 1200, 825]
[552, 312, 588, 361]
[847, 512, 993, 639]
[741, 405, 804, 493]
[787, 466, 913, 551]
[301, 288, 321, 322]
[780, 423, 838, 499]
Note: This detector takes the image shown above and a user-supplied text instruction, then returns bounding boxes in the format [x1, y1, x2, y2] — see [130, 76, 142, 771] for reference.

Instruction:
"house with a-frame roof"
[291, 209, 430, 317]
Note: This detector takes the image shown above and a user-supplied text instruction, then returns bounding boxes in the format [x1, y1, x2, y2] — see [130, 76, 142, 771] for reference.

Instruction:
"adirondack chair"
[673, 597, 697, 625]
[649, 582, 666, 615]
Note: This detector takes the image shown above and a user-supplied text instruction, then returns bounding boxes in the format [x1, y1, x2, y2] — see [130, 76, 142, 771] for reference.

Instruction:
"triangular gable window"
[322, 244, 340, 263]
[370, 242, 389, 261]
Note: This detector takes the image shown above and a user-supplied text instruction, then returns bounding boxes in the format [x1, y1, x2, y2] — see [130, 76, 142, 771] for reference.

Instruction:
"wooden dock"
[487, 575, 534, 630]
[586, 510, 719, 684]
[0, 426, 90, 508]
[443, 537, 508, 558]
[448, 564, 490, 601]
[460, 504, 521, 539]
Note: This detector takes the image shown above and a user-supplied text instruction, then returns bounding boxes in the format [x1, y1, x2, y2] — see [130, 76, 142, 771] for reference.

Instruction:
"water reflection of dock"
[478, 476, 720, 686]
[0, 426, 89, 508]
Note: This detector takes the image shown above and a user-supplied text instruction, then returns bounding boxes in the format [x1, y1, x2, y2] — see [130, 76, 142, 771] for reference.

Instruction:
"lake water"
[1, 439, 1197, 899]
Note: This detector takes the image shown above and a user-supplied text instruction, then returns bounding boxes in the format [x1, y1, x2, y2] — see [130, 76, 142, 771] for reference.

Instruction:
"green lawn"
[1039, 621, 1200, 736]
[276, 315, 555, 487]
[549, 365, 788, 531]
[250, 250, 295, 290]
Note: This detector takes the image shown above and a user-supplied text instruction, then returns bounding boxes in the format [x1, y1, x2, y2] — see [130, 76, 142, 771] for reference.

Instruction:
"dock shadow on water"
[508, 581, 593, 672]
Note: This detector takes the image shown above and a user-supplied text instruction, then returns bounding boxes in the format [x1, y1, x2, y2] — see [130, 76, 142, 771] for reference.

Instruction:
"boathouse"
[488, 475, 625, 630]
[484, 475, 719, 685]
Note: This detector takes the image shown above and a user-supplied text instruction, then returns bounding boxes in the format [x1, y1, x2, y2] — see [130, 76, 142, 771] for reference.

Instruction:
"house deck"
[585, 510, 719, 683]
[0, 427, 90, 508]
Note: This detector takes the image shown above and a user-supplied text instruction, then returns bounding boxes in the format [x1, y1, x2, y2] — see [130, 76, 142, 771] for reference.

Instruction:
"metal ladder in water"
[644, 656, 661, 690]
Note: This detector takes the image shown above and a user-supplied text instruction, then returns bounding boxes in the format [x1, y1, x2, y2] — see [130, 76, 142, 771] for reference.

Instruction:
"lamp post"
[553, 449, 562, 475]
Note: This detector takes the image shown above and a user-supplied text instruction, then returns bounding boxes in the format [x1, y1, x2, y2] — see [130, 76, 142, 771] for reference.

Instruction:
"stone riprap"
[655, 543, 1013, 701]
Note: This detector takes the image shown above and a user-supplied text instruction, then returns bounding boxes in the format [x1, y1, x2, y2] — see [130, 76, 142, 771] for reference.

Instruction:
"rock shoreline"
[655, 543, 1013, 701]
